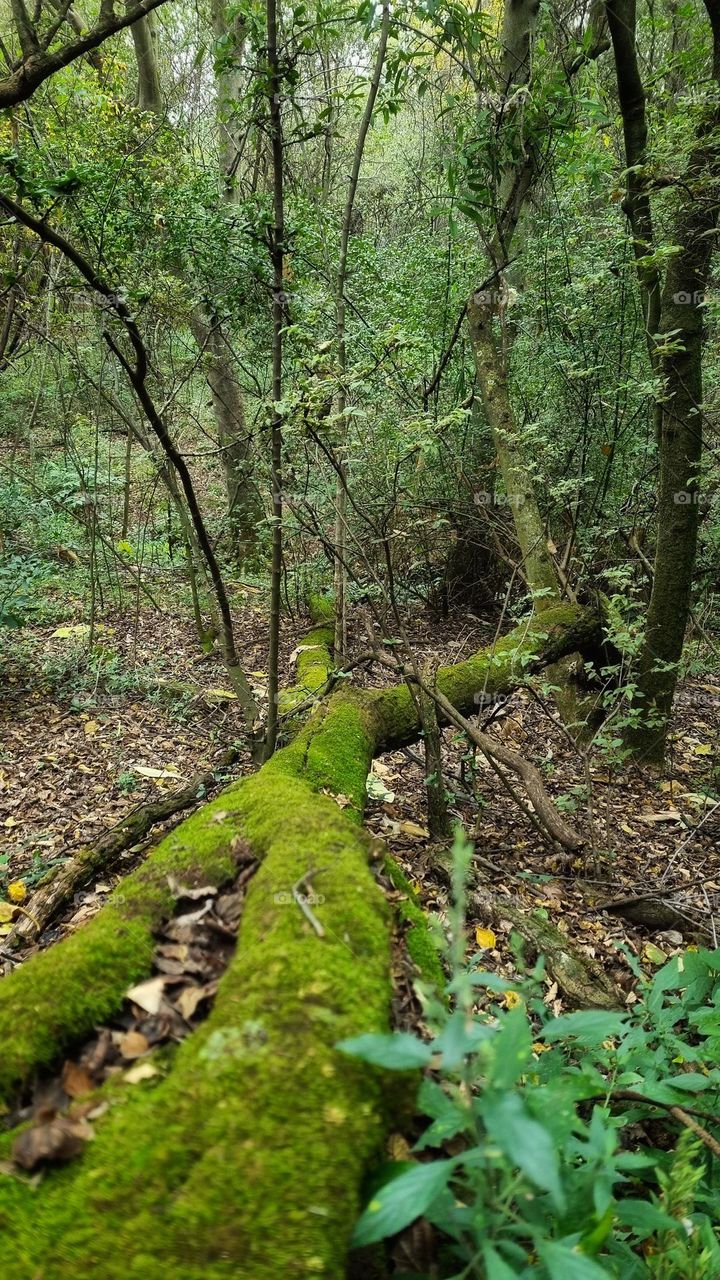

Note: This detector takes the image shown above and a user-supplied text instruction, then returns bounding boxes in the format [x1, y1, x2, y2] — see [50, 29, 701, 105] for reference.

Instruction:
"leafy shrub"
[339, 832, 720, 1278]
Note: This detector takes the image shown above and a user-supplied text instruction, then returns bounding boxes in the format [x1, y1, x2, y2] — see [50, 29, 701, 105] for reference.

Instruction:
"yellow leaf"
[643, 942, 667, 966]
[7, 880, 26, 903]
[205, 688, 238, 701]
[532, 1042, 551, 1054]
[84, 720, 99, 736]
[0, 902, 15, 923]
[503, 991, 523, 1009]
[693, 744, 712, 755]
[399, 820, 429, 838]
[475, 926, 496, 949]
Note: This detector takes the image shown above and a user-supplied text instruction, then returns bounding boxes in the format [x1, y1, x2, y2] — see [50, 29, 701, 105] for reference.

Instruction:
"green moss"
[370, 604, 595, 750]
[384, 855, 445, 990]
[278, 622, 335, 717]
[0, 702, 391, 1279]
[0, 790, 244, 1107]
[0, 604, 601, 1275]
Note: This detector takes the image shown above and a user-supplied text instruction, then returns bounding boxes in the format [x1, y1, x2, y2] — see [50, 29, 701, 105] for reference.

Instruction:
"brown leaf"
[119, 1030, 150, 1060]
[175, 984, 213, 1022]
[61, 1060, 95, 1099]
[13, 1117, 93, 1170]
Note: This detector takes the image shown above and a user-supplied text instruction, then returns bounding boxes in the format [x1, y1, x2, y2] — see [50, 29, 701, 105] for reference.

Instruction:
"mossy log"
[0, 603, 600, 1278]
[473, 889, 620, 1009]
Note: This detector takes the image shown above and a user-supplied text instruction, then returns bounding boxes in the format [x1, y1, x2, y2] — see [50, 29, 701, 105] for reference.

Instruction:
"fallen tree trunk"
[0, 602, 600, 1278]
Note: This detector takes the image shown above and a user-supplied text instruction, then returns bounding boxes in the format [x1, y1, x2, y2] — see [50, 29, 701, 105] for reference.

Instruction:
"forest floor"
[2, 590, 720, 1011]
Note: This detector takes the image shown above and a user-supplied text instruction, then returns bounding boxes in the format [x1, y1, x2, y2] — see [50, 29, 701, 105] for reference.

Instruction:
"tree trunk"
[607, 0, 720, 760]
[127, 9, 162, 114]
[0, 604, 599, 1276]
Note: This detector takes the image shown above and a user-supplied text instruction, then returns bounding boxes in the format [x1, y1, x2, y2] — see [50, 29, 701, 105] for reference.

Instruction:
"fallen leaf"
[399, 820, 429, 838]
[119, 1030, 150, 1060]
[475, 926, 496, 949]
[124, 1062, 159, 1084]
[125, 977, 166, 1015]
[175, 985, 211, 1021]
[693, 744, 712, 756]
[61, 1061, 95, 1098]
[205, 688, 238, 701]
[643, 942, 667, 966]
[167, 876, 218, 901]
[7, 880, 26, 904]
[638, 810, 682, 824]
[84, 720, 99, 736]
[0, 902, 15, 923]
[13, 1117, 93, 1170]
[134, 765, 181, 779]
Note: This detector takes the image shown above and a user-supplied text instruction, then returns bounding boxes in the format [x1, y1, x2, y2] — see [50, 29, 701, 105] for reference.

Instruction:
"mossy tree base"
[0, 604, 600, 1277]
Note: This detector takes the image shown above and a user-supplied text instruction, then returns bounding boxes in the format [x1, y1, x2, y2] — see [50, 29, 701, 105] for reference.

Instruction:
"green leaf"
[615, 1198, 679, 1238]
[490, 1005, 533, 1088]
[537, 1240, 613, 1279]
[482, 1094, 565, 1210]
[482, 1242, 520, 1278]
[351, 1159, 455, 1246]
[336, 1032, 431, 1069]
[540, 1011, 628, 1046]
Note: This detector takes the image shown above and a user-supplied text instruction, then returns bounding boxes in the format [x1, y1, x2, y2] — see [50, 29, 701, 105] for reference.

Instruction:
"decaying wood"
[7, 748, 240, 948]
[473, 889, 620, 1009]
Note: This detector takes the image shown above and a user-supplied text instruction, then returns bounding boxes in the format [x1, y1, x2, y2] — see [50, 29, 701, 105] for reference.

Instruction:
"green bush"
[339, 832, 720, 1278]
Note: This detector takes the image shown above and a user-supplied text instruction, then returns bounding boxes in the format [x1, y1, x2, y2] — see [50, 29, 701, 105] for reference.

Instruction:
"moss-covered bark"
[0, 602, 599, 1277]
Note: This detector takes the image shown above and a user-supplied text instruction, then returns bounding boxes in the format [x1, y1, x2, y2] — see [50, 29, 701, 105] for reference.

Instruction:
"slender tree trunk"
[463, 0, 560, 609]
[264, 0, 286, 757]
[189, 311, 261, 566]
[608, 0, 720, 760]
[466, 295, 559, 607]
[127, 7, 162, 114]
[332, 0, 390, 658]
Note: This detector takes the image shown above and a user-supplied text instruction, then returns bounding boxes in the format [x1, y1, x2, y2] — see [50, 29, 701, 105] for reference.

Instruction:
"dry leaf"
[175, 985, 210, 1021]
[7, 880, 26, 903]
[167, 875, 218, 901]
[134, 765, 181, 779]
[13, 1117, 93, 1170]
[399, 820, 429, 838]
[61, 1060, 95, 1098]
[84, 720, 99, 736]
[125, 977, 166, 1015]
[119, 1030, 150, 1060]
[124, 1062, 159, 1085]
[0, 902, 15, 923]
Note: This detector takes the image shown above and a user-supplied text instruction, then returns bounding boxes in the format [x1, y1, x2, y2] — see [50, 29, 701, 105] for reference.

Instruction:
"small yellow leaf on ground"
[206, 688, 238, 701]
[503, 991, 523, 1009]
[0, 902, 15, 923]
[642, 942, 667, 966]
[84, 720, 99, 736]
[475, 926, 496, 949]
[399, 820, 429, 838]
[7, 881, 26, 903]
[694, 743, 712, 755]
